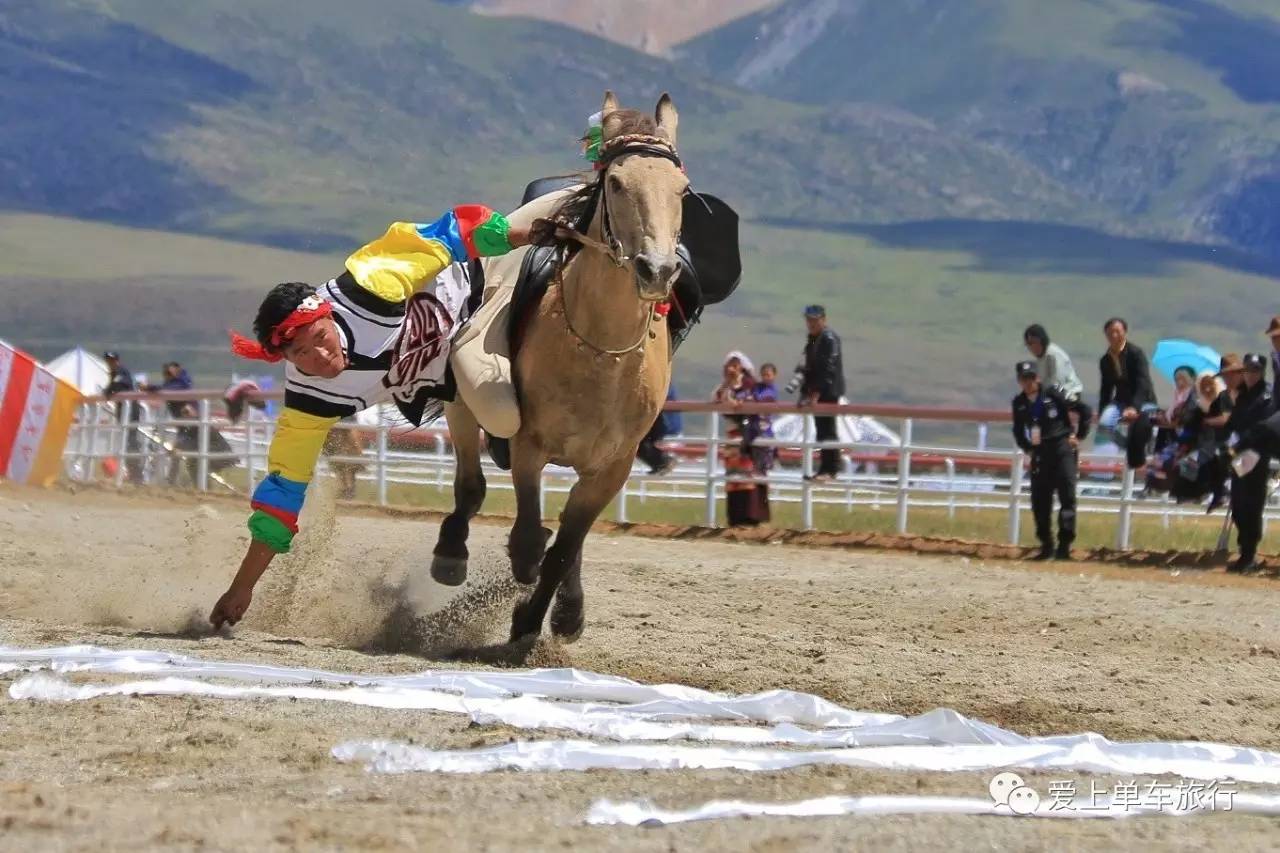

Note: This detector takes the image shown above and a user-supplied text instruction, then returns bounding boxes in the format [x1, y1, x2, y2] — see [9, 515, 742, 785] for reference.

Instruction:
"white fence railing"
[62, 391, 1278, 550]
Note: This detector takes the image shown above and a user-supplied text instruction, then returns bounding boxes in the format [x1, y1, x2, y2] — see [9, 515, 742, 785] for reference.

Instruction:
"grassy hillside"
[678, 217, 1279, 414]
[679, 0, 1280, 255]
[7, 213, 1277, 415]
[0, 213, 337, 382]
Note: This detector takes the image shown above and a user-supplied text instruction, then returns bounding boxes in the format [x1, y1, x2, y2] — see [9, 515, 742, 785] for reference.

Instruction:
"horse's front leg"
[513, 455, 632, 642]
[430, 402, 486, 586]
[507, 435, 549, 585]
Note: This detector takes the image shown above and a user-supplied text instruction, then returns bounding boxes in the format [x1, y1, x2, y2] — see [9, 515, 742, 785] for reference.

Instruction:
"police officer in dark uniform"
[1225, 352, 1275, 572]
[1011, 361, 1092, 561]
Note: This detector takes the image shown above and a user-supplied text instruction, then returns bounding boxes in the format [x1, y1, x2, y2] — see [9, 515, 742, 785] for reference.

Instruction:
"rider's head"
[250, 283, 346, 378]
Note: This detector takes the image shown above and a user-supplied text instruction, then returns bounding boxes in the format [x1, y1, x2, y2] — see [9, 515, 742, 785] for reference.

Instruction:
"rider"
[209, 206, 532, 629]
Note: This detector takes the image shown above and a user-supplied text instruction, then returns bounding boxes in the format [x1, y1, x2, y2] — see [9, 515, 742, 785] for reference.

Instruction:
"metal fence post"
[245, 418, 259, 492]
[74, 404, 90, 481]
[85, 402, 100, 482]
[895, 418, 913, 534]
[1116, 465, 1135, 549]
[617, 475, 629, 523]
[704, 412, 720, 528]
[945, 457, 957, 519]
[113, 400, 130, 488]
[1007, 448, 1024, 545]
[196, 398, 210, 491]
[801, 411, 814, 530]
[376, 424, 388, 506]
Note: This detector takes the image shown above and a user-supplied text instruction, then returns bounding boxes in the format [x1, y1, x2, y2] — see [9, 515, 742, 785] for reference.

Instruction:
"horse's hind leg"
[431, 402, 486, 586]
[512, 455, 631, 642]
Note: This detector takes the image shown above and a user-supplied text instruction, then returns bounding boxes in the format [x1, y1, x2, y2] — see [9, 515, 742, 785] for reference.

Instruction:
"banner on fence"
[0, 341, 83, 486]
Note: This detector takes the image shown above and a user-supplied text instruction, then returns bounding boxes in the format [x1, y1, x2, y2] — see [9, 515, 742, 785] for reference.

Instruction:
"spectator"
[1011, 360, 1090, 560]
[224, 379, 267, 425]
[1224, 353, 1275, 572]
[1152, 365, 1197, 454]
[102, 350, 143, 484]
[796, 305, 845, 481]
[141, 362, 197, 485]
[1023, 324, 1084, 401]
[1172, 370, 1232, 510]
[636, 383, 679, 475]
[1097, 317, 1156, 470]
[1267, 316, 1280, 401]
[712, 352, 770, 526]
[747, 363, 779, 514]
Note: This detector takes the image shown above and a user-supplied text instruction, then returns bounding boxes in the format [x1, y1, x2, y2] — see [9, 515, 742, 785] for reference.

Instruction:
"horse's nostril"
[634, 254, 655, 281]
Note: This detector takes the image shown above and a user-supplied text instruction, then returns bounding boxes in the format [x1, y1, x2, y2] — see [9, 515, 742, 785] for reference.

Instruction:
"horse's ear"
[655, 93, 678, 146]
[602, 90, 619, 119]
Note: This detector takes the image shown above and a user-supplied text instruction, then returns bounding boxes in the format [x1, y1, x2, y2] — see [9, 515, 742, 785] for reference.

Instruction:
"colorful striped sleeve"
[247, 407, 339, 553]
[344, 206, 514, 304]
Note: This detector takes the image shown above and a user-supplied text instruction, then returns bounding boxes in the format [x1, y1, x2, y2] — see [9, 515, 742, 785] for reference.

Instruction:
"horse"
[432, 91, 687, 642]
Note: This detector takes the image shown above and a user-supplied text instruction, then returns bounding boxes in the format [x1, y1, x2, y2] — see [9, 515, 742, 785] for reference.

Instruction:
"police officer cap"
[1243, 352, 1267, 371]
[803, 304, 825, 318]
[1016, 360, 1037, 378]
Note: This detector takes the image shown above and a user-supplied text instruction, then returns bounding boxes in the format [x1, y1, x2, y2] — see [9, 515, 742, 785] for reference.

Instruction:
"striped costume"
[249, 206, 515, 553]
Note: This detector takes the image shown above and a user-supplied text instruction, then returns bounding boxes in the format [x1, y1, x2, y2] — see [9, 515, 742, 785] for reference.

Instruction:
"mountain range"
[2, 0, 1278, 412]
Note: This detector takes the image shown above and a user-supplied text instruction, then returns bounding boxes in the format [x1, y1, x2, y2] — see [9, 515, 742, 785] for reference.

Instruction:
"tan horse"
[434, 92, 686, 642]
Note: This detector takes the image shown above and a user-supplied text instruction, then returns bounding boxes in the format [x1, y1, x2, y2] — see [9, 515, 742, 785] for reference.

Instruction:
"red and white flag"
[0, 342, 83, 486]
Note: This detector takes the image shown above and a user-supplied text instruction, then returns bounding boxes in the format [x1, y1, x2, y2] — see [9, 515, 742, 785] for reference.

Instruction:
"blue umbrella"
[1152, 339, 1221, 384]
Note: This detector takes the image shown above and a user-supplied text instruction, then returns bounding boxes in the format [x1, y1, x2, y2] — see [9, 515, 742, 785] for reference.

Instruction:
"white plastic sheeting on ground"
[7, 644, 1280, 823]
[330, 737, 1280, 785]
[585, 793, 1280, 825]
[0, 645, 893, 728]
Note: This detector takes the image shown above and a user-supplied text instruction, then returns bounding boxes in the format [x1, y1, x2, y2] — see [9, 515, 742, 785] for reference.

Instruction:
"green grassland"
[6, 212, 1276, 416]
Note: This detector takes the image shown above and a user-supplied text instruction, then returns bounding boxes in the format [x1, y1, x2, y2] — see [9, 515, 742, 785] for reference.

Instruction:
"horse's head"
[597, 91, 688, 302]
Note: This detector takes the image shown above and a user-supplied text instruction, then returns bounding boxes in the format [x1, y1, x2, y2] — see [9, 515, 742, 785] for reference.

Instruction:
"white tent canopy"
[45, 347, 109, 395]
[771, 406, 901, 449]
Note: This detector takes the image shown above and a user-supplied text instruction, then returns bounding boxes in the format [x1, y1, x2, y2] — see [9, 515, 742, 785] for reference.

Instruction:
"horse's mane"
[536, 110, 660, 249]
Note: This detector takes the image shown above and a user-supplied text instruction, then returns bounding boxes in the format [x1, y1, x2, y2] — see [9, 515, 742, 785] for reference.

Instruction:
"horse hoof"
[550, 599, 584, 643]
[509, 600, 541, 643]
[430, 554, 468, 587]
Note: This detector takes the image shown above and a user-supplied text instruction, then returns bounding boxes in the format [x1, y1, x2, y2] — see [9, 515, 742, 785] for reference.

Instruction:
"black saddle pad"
[679, 192, 741, 306]
[507, 245, 559, 355]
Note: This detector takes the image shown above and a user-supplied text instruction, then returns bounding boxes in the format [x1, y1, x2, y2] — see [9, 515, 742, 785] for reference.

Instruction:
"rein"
[553, 134, 681, 357]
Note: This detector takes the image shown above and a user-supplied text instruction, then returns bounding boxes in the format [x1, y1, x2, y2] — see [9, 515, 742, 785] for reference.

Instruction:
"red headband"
[229, 296, 333, 363]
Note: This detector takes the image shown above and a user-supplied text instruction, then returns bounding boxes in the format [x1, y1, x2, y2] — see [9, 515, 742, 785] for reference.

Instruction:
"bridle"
[553, 134, 685, 357]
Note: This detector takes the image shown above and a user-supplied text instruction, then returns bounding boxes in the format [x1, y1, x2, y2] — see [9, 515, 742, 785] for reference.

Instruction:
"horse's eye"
[608, 174, 624, 194]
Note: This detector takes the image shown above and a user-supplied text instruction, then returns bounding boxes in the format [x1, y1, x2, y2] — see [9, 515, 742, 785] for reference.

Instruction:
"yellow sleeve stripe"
[267, 407, 338, 483]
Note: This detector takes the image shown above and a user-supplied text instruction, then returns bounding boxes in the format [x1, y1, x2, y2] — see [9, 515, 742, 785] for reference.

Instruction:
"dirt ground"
[2, 482, 1279, 851]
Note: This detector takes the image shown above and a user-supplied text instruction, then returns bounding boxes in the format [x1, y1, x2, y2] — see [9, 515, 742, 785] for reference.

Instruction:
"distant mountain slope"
[678, 0, 1280, 257]
[470, 0, 777, 54]
[0, 0, 1097, 250]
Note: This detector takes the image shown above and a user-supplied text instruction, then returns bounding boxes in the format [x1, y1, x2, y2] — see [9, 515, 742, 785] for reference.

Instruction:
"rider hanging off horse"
[209, 92, 740, 640]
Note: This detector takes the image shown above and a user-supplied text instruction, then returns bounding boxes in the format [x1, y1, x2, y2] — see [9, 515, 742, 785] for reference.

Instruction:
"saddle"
[506, 178, 742, 358]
